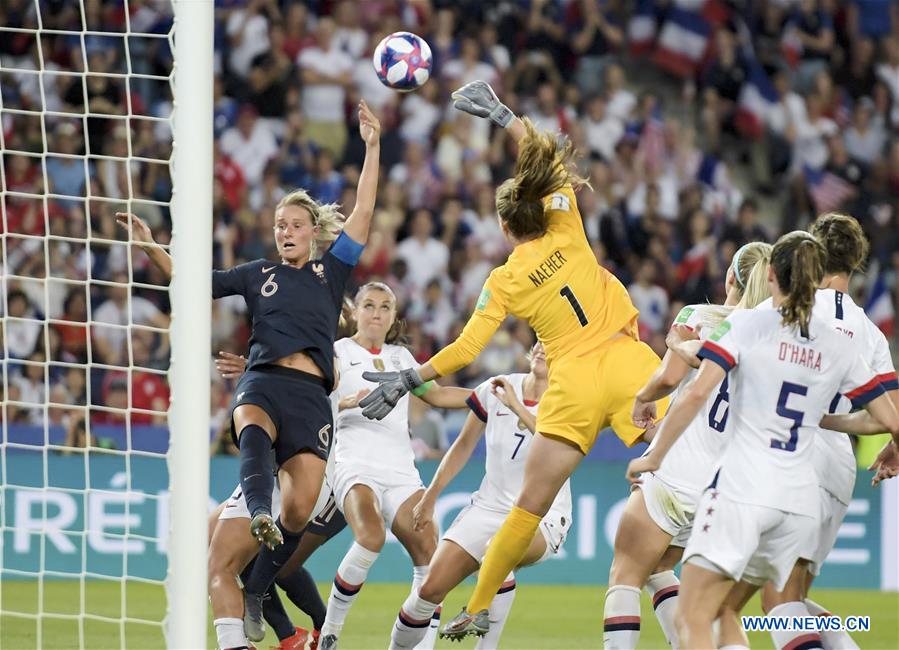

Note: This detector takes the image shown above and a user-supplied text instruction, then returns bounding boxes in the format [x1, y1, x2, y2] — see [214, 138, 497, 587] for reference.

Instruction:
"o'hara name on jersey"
[528, 250, 568, 287]
[778, 341, 822, 371]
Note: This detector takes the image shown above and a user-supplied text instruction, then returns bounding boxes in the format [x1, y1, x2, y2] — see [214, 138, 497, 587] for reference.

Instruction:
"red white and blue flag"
[651, 5, 712, 78]
[804, 166, 857, 213]
[866, 271, 896, 338]
[628, 0, 657, 56]
[735, 56, 779, 139]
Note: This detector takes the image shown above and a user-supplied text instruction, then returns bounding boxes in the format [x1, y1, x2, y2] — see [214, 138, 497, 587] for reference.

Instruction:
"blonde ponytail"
[733, 242, 773, 310]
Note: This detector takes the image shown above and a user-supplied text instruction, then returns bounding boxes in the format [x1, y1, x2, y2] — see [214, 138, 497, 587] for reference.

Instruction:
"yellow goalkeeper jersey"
[430, 184, 638, 376]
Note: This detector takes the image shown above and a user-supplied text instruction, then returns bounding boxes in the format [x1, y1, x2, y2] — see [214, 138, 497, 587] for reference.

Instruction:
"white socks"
[391, 588, 440, 649]
[476, 573, 517, 649]
[644, 571, 679, 647]
[214, 617, 247, 650]
[412, 565, 441, 650]
[603, 585, 641, 649]
[321, 542, 380, 639]
[804, 598, 858, 650]
[768, 602, 823, 650]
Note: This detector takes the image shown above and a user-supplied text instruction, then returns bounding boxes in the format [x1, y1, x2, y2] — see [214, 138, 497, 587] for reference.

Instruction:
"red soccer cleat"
[310, 629, 321, 650]
[272, 627, 309, 650]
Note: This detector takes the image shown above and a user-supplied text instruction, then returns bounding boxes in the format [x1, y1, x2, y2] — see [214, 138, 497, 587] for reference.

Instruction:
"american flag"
[804, 166, 857, 213]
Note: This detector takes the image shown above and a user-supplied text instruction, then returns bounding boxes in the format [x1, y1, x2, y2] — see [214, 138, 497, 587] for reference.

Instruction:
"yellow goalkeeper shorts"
[536, 336, 669, 454]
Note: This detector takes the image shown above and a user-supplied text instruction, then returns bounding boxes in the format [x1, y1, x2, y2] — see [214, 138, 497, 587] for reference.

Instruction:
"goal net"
[1, 1, 210, 648]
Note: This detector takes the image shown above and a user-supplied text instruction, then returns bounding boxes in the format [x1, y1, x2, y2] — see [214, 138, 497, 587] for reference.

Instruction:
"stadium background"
[2, 0, 899, 647]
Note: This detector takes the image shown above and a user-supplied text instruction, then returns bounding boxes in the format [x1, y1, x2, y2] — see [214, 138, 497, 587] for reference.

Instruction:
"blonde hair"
[732, 241, 773, 310]
[275, 189, 344, 259]
[495, 118, 589, 239]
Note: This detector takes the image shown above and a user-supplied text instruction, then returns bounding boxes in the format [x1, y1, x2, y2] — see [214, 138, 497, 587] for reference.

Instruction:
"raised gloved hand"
[451, 80, 514, 128]
[358, 368, 424, 420]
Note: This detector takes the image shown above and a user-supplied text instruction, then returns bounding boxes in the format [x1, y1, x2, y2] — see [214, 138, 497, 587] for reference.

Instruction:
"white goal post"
[0, 0, 213, 647]
[167, 0, 212, 648]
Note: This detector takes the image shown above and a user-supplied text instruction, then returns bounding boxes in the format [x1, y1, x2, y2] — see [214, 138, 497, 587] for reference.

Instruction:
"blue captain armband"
[330, 231, 364, 266]
[411, 380, 434, 397]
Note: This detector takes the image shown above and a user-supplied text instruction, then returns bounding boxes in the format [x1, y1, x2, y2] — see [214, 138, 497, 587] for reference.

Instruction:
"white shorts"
[332, 462, 423, 528]
[442, 501, 571, 564]
[806, 487, 849, 577]
[683, 489, 818, 592]
[218, 477, 333, 524]
[637, 473, 697, 547]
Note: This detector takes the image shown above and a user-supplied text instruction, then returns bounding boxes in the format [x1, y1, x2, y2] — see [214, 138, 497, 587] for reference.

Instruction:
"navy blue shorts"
[230, 365, 333, 466]
[305, 489, 347, 540]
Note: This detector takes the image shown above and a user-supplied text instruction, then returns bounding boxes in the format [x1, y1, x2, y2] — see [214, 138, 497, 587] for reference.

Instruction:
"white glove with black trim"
[451, 80, 514, 128]
[358, 368, 424, 420]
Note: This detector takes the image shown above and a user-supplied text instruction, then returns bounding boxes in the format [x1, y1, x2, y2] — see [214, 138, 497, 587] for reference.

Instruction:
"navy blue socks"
[238, 425, 274, 519]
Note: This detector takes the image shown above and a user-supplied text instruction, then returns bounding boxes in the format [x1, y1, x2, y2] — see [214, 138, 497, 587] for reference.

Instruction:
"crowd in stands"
[1, 0, 897, 460]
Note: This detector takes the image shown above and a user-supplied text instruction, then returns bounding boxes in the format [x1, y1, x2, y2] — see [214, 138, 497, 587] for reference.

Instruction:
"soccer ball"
[373, 32, 432, 92]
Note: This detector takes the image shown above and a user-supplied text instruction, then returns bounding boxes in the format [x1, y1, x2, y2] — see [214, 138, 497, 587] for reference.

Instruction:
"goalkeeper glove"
[451, 80, 514, 128]
[358, 368, 424, 420]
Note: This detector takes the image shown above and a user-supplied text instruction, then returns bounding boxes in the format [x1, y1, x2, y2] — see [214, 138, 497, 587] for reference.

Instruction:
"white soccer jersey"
[651, 304, 735, 502]
[332, 338, 419, 479]
[466, 373, 573, 518]
[697, 308, 884, 518]
[761, 290, 898, 505]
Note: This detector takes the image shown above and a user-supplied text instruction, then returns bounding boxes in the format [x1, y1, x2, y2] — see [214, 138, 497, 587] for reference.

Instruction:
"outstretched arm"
[341, 100, 381, 245]
[115, 213, 172, 280]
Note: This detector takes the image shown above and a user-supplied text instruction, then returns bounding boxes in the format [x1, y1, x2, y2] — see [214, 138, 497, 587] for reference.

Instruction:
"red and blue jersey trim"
[697, 341, 736, 371]
[466, 392, 489, 422]
[877, 371, 898, 392]
[846, 377, 887, 408]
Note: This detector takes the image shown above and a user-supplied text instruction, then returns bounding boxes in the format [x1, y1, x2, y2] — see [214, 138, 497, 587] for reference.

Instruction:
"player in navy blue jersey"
[117, 100, 381, 646]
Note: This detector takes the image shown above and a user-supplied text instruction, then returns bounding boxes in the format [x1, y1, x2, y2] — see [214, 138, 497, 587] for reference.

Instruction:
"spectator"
[844, 96, 887, 164]
[45, 122, 90, 205]
[581, 94, 624, 163]
[91, 272, 170, 366]
[225, 0, 275, 81]
[297, 17, 353, 159]
[876, 36, 899, 128]
[408, 278, 455, 347]
[790, 0, 835, 92]
[220, 104, 278, 187]
[333, 0, 368, 59]
[396, 209, 450, 293]
[722, 199, 770, 248]
[5, 289, 42, 359]
[569, 0, 624, 97]
[409, 397, 448, 461]
[629, 259, 670, 337]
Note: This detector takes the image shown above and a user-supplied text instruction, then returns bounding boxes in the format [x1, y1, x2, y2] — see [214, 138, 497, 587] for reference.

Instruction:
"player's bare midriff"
[274, 350, 324, 378]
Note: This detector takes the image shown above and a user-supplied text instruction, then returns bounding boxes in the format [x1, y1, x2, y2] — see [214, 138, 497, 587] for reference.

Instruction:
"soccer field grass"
[1, 581, 897, 649]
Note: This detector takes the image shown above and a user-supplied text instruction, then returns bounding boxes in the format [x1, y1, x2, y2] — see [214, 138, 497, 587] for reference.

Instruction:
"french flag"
[803, 166, 857, 214]
[782, 25, 802, 69]
[628, 0, 657, 56]
[734, 57, 779, 139]
[651, 5, 712, 78]
[865, 271, 895, 338]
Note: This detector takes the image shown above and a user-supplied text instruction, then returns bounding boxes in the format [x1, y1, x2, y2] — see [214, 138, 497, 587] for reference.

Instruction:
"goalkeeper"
[359, 81, 669, 640]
